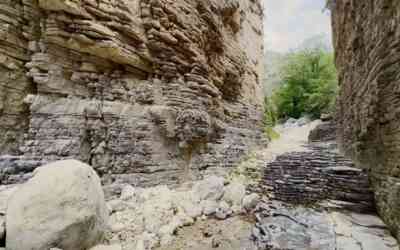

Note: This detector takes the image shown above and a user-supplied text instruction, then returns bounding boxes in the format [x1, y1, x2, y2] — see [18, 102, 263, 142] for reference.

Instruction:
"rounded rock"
[6, 160, 108, 250]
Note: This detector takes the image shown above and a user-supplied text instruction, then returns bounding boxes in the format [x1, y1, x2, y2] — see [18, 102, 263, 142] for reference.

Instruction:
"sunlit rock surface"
[0, 0, 265, 187]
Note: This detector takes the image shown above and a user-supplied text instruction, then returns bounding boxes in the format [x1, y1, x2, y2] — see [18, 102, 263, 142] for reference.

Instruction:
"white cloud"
[263, 0, 332, 52]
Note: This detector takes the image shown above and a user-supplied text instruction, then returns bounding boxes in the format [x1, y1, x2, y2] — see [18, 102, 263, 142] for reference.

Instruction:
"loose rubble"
[103, 176, 257, 249]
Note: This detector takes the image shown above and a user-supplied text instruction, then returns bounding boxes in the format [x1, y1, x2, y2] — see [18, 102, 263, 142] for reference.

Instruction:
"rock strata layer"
[0, 0, 265, 186]
[332, 0, 400, 240]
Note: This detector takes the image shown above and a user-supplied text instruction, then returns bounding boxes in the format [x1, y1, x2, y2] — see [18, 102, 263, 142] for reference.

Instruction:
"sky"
[263, 0, 332, 53]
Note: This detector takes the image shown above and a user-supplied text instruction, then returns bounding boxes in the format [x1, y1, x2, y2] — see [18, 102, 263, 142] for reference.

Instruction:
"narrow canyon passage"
[251, 120, 398, 250]
[0, 0, 400, 249]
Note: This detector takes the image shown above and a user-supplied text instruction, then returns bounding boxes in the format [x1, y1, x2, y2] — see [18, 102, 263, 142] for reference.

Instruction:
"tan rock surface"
[0, 0, 265, 187]
[332, 0, 400, 240]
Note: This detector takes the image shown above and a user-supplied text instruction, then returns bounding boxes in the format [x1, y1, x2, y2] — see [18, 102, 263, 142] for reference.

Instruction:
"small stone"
[175, 212, 194, 226]
[159, 223, 177, 236]
[211, 238, 221, 248]
[200, 200, 218, 215]
[202, 227, 213, 238]
[242, 193, 260, 211]
[215, 201, 232, 220]
[223, 182, 246, 206]
[135, 240, 145, 250]
[107, 199, 126, 213]
[179, 198, 202, 218]
[28, 41, 39, 52]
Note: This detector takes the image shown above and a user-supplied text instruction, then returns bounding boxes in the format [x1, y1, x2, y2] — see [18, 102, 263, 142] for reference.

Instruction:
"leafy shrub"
[270, 48, 338, 120]
[264, 126, 280, 141]
[263, 96, 278, 126]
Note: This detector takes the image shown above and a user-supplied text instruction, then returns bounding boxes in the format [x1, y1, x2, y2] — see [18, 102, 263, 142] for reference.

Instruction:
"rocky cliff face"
[332, 0, 400, 240]
[0, 0, 265, 186]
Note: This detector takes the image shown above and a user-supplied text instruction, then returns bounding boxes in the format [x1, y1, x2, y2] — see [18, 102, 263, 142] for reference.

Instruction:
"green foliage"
[263, 97, 280, 141]
[263, 96, 278, 126]
[270, 48, 338, 120]
[264, 126, 280, 141]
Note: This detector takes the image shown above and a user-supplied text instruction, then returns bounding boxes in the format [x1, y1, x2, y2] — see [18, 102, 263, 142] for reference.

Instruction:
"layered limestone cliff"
[0, 0, 265, 186]
[332, 0, 400, 240]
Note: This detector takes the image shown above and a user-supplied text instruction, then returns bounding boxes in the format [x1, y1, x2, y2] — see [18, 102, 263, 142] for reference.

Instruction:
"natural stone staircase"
[251, 130, 398, 250]
[261, 142, 375, 212]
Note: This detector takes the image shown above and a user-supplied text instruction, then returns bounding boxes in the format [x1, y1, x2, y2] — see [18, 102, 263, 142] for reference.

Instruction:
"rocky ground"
[253, 201, 398, 250]
[103, 176, 260, 250]
[0, 119, 398, 250]
[252, 120, 399, 250]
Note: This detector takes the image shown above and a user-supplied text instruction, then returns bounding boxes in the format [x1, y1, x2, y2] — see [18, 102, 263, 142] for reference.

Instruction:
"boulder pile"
[104, 176, 260, 249]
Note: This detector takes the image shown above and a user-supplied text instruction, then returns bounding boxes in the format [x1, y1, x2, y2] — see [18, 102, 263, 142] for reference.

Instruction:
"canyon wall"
[332, 0, 400, 240]
[0, 0, 265, 187]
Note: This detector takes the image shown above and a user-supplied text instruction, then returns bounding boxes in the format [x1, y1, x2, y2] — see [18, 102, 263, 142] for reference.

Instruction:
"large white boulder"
[6, 160, 108, 250]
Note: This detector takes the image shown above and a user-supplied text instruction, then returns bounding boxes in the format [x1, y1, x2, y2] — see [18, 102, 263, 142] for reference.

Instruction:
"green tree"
[271, 48, 337, 120]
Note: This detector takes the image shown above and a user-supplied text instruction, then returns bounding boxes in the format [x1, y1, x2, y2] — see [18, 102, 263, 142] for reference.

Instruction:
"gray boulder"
[242, 193, 260, 211]
[308, 121, 336, 142]
[193, 176, 225, 201]
[215, 201, 233, 220]
[223, 182, 246, 206]
[6, 160, 108, 250]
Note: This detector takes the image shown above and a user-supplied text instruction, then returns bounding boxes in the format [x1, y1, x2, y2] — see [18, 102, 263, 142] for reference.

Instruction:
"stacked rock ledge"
[0, 0, 265, 189]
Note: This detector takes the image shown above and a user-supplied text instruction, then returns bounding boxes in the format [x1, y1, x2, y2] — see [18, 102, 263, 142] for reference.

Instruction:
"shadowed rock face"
[0, 0, 265, 186]
[332, 0, 400, 240]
